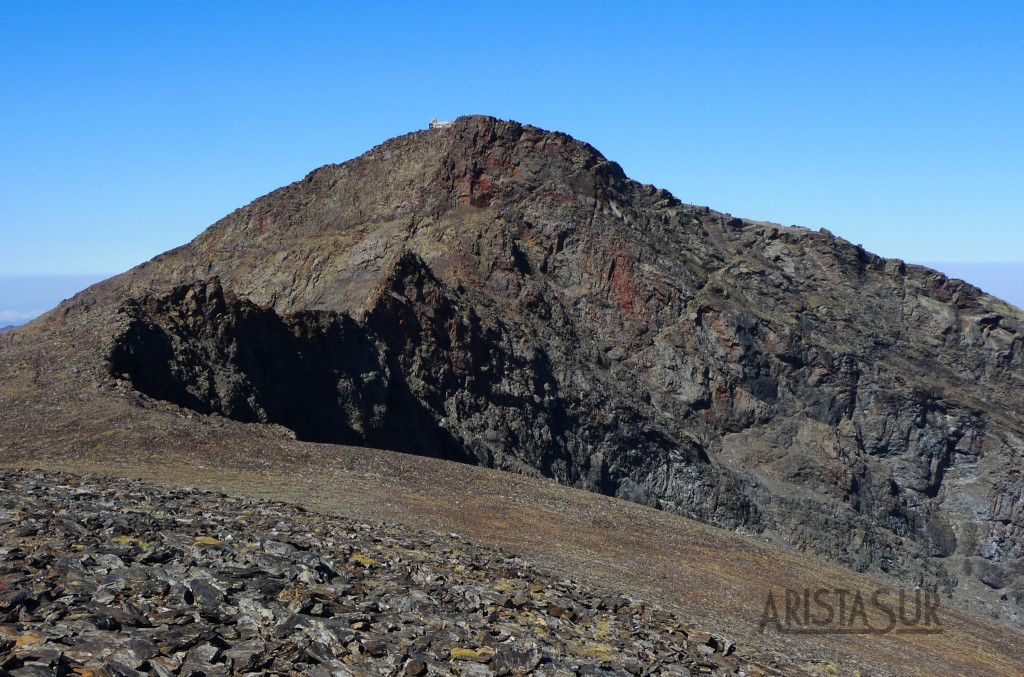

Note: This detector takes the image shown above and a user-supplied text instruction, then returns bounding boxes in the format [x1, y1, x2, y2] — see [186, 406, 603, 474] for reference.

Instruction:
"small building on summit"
[429, 118, 454, 130]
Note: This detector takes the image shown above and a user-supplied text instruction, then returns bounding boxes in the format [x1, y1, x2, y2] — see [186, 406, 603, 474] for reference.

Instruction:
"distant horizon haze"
[0, 273, 112, 327]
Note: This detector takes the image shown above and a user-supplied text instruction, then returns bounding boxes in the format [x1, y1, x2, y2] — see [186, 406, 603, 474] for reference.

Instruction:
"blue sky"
[1, 2, 1022, 320]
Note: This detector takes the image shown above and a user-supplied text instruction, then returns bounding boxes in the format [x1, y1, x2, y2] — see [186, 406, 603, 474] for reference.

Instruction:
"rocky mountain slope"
[2, 412, 1021, 676]
[3, 468, 785, 677]
[8, 115, 1024, 629]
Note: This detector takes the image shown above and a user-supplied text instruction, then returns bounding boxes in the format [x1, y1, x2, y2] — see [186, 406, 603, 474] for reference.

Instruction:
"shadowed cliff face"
[108, 274, 472, 463]
[108, 256, 750, 528]
[58, 115, 1024, 625]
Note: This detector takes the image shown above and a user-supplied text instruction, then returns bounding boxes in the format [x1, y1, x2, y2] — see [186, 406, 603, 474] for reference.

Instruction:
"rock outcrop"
[25, 116, 1024, 626]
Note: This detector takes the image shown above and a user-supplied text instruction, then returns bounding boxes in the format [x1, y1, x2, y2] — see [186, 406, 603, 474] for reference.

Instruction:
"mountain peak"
[17, 118, 1024, 630]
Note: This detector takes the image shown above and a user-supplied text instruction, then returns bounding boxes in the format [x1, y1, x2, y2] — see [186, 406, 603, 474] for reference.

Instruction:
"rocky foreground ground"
[0, 469, 811, 677]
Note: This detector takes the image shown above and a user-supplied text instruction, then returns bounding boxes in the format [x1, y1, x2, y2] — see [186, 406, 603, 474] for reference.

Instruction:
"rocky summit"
[5, 115, 1024, 632]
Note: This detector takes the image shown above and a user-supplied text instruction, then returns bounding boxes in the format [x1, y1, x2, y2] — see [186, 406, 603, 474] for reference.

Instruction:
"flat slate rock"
[0, 469, 804, 676]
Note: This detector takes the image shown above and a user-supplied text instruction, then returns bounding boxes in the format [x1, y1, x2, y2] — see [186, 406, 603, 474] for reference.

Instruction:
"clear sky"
[1, 2, 1022, 318]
